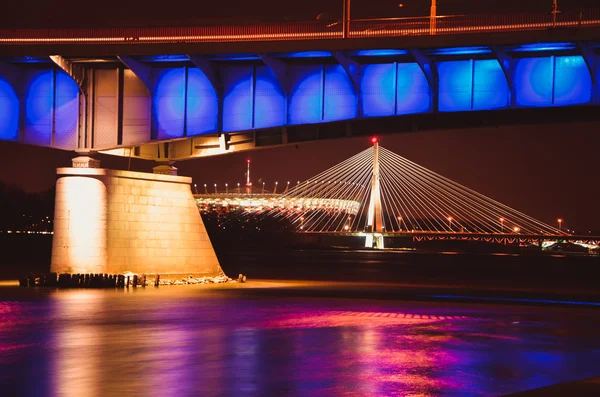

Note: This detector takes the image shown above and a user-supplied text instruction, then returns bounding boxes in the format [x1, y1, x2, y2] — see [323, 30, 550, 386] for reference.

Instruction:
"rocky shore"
[20, 271, 247, 288]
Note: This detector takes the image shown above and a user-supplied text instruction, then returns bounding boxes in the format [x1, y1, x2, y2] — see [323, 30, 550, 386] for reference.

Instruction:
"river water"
[1, 283, 600, 397]
[2, 235, 600, 395]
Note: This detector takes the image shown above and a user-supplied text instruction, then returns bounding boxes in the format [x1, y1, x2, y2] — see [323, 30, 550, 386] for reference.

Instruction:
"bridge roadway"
[303, 231, 600, 247]
[2, 10, 600, 162]
[1, 10, 600, 49]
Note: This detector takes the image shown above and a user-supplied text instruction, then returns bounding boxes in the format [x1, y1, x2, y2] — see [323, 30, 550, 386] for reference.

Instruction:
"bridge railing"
[0, 9, 599, 45]
[350, 9, 600, 38]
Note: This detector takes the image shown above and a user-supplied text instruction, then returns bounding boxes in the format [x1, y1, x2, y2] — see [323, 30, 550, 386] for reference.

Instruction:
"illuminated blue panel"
[25, 69, 52, 146]
[396, 63, 430, 114]
[153, 68, 185, 139]
[223, 66, 252, 132]
[473, 60, 509, 110]
[285, 51, 331, 58]
[0, 75, 19, 140]
[360, 63, 395, 117]
[509, 42, 575, 52]
[254, 65, 286, 129]
[289, 64, 323, 124]
[554, 56, 592, 106]
[428, 46, 490, 56]
[514, 57, 553, 107]
[54, 71, 79, 148]
[186, 68, 218, 135]
[324, 64, 357, 121]
[438, 60, 473, 112]
[353, 49, 408, 56]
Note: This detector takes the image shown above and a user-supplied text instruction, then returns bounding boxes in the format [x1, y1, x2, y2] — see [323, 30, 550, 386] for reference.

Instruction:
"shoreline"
[2, 278, 600, 308]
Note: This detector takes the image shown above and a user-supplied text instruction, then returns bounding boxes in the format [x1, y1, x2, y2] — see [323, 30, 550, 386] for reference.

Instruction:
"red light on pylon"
[371, 137, 379, 144]
[247, 159, 251, 163]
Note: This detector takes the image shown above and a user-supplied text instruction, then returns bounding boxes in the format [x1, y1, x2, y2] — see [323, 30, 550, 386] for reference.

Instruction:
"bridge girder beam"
[49, 55, 89, 151]
[576, 41, 599, 102]
[49, 55, 87, 95]
[332, 51, 362, 117]
[0, 62, 26, 142]
[187, 54, 224, 133]
[409, 49, 438, 113]
[117, 55, 155, 95]
[259, 53, 290, 125]
[489, 45, 516, 107]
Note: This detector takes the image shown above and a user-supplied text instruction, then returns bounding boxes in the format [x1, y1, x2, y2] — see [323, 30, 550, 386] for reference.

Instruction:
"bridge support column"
[51, 157, 223, 277]
[365, 139, 384, 249]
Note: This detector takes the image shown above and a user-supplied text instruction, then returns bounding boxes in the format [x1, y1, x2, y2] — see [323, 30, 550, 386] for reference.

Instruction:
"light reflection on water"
[1, 287, 600, 396]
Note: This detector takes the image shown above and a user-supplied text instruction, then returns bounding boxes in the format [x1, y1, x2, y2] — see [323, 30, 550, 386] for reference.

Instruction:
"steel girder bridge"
[1, 9, 600, 162]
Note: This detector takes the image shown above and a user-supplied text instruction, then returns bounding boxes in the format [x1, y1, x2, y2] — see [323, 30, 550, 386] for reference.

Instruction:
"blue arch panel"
[438, 60, 473, 112]
[438, 59, 509, 111]
[223, 65, 253, 132]
[24, 69, 52, 146]
[254, 65, 285, 129]
[360, 63, 395, 117]
[324, 64, 357, 121]
[514, 57, 553, 107]
[289, 65, 323, 125]
[186, 68, 218, 136]
[54, 71, 79, 148]
[396, 63, 430, 114]
[554, 56, 592, 106]
[473, 60, 509, 110]
[153, 68, 185, 139]
[0, 75, 19, 140]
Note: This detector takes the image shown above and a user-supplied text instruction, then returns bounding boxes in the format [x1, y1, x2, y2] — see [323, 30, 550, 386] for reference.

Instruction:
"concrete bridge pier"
[50, 156, 223, 277]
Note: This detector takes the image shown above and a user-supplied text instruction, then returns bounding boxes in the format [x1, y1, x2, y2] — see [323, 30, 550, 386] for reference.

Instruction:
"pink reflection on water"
[2, 288, 599, 397]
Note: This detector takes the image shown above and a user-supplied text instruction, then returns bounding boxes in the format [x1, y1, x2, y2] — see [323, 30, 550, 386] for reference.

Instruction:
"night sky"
[2, 1, 600, 28]
[1, 1, 599, 232]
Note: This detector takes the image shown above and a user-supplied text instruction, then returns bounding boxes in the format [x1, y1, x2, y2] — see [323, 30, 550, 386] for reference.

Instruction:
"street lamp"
[513, 226, 520, 234]
[447, 216, 453, 231]
[342, 0, 351, 38]
[430, 0, 437, 35]
[552, 0, 559, 28]
[558, 218, 563, 232]
[214, 183, 217, 194]
[225, 183, 228, 194]
[193, 183, 198, 195]
[397, 215, 403, 231]
[499, 217, 504, 232]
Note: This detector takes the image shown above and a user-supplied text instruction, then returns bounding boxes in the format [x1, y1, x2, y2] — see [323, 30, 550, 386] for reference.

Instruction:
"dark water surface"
[1, 285, 600, 397]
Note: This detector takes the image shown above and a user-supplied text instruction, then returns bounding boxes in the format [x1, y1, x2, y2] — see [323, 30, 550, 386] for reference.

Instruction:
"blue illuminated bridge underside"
[1, 39, 600, 160]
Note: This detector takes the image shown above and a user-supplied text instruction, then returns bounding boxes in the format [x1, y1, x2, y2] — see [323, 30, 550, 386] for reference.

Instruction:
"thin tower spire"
[365, 137, 384, 248]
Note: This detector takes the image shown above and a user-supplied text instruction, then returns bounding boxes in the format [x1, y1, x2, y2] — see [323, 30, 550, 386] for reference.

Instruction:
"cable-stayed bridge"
[196, 140, 599, 250]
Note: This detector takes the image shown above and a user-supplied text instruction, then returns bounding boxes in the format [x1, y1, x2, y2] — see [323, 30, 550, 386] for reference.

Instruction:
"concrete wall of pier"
[51, 159, 222, 276]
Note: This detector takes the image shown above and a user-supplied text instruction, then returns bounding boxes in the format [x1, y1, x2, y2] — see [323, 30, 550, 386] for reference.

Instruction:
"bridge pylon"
[365, 138, 385, 249]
